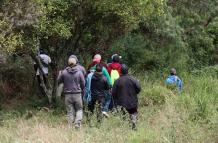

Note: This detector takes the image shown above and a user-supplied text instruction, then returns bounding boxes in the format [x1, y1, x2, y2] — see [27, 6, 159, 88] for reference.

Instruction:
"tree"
[0, 0, 165, 103]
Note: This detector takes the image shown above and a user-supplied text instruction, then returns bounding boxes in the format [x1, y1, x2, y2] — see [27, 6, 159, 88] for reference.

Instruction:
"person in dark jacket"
[112, 64, 141, 130]
[58, 57, 85, 129]
[88, 64, 110, 123]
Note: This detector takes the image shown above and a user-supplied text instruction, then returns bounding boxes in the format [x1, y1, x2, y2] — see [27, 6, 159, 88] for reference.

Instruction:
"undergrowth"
[0, 70, 217, 143]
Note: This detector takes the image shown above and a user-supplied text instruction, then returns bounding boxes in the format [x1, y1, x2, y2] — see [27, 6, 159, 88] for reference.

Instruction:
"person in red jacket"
[107, 54, 121, 75]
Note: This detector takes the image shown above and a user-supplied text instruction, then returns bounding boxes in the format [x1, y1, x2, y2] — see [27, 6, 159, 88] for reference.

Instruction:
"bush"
[0, 56, 33, 99]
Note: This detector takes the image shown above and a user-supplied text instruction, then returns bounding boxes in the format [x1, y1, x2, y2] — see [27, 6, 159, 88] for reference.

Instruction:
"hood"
[110, 63, 121, 70]
[69, 55, 78, 63]
[66, 66, 78, 74]
[92, 72, 103, 80]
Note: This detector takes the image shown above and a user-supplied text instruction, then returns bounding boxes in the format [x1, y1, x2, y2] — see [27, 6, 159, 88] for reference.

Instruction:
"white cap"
[68, 58, 77, 66]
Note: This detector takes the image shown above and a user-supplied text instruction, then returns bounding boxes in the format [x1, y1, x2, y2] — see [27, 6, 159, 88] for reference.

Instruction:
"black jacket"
[91, 72, 109, 97]
[112, 75, 141, 109]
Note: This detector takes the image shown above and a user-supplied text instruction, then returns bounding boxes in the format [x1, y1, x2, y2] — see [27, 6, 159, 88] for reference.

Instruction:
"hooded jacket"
[89, 64, 112, 86]
[112, 74, 141, 109]
[58, 66, 85, 94]
[91, 72, 109, 97]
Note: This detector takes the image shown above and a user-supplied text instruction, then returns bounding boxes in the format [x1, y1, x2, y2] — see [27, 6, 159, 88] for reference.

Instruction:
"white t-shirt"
[36, 54, 51, 75]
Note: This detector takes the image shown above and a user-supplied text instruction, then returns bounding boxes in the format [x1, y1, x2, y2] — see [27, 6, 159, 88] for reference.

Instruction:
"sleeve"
[79, 72, 85, 91]
[48, 56, 51, 64]
[177, 78, 183, 91]
[132, 77, 141, 94]
[104, 77, 110, 90]
[112, 80, 118, 98]
[81, 66, 86, 76]
[102, 67, 112, 87]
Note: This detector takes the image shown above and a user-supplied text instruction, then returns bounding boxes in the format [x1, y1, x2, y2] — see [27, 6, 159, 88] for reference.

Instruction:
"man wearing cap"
[58, 57, 85, 129]
[165, 68, 183, 92]
[112, 64, 141, 130]
[56, 55, 86, 98]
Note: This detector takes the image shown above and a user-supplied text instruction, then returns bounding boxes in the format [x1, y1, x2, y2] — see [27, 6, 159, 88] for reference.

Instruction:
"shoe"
[75, 123, 81, 130]
[132, 123, 137, 131]
[102, 111, 110, 118]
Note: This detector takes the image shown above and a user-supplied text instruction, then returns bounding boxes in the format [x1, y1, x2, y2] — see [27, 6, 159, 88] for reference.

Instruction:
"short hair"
[96, 64, 103, 72]
[121, 64, 128, 75]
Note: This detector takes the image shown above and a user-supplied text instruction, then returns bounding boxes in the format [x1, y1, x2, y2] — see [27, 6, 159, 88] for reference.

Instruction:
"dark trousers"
[88, 96, 104, 122]
[121, 107, 138, 130]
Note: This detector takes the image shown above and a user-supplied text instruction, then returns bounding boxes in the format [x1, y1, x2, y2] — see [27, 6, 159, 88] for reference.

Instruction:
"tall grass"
[0, 71, 217, 143]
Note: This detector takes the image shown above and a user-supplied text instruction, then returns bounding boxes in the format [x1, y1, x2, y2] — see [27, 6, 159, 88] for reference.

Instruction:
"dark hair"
[121, 64, 128, 75]
[96, 64, 103, 72]
[112, 55, 120, 63]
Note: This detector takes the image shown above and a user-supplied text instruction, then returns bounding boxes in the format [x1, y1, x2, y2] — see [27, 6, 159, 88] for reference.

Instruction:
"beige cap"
[68, 58, 77, 66]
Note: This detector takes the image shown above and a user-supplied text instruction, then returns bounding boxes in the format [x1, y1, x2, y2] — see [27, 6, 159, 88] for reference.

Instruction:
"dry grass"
[0, 74, 217, 143]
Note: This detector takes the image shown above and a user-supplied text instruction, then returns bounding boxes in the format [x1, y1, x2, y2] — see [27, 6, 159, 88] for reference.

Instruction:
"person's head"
[39, 49, 46, 55]
[112, 55, 120, 63]
[93, 54, 101, 63]
[69, 55, 78, 64]
[68, 57, 77, 67]
[95, 64, 103, 73]
[121, 64, 128, 75]
[170, 68, 177, 75]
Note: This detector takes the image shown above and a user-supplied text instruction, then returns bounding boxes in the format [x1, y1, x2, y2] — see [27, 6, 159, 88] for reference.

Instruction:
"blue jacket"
[165, 75, 182, 92]
[83, 72, 94, 103]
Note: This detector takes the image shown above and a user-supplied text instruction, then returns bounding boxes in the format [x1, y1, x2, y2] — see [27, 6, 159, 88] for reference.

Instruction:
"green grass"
[0, 72, 217, 143]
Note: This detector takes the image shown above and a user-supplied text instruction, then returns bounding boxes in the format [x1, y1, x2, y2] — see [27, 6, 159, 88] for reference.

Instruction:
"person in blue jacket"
[165, 68, 183, 92]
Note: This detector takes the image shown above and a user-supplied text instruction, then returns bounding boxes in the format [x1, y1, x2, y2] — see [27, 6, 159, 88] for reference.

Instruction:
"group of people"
[57, 54, 141, 130]
[35, 52, 183, 130]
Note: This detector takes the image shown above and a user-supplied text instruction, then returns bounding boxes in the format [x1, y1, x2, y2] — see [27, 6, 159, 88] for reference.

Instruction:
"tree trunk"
[30, 53, 52, 104]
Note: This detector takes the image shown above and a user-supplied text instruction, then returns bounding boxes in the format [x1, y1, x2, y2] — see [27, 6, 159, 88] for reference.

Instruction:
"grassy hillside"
[0, 72, 217, 143]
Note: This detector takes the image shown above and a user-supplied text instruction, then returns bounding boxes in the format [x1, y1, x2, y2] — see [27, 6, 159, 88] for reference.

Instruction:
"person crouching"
[58, 57, 85, 129]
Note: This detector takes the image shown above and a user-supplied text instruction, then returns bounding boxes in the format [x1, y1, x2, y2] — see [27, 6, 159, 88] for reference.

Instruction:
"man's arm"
[57, 71, 64, 84]
[102, 67, 112, 87]
[132, 77, 141, 94]
[79, 72, 85, 91]
[112, 80, 118, 98]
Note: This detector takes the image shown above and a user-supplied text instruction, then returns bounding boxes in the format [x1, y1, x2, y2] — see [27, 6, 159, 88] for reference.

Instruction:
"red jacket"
[107, 62, 121, 75]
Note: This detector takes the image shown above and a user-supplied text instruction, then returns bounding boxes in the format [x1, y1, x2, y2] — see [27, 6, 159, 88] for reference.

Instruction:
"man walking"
[112, 64, 141, 130]
[88, 64, 110, 123]
[58, 57, 85, 129]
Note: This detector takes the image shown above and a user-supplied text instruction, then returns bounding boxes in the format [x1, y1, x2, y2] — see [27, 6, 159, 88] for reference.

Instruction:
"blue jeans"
[102, 91, 111, 112]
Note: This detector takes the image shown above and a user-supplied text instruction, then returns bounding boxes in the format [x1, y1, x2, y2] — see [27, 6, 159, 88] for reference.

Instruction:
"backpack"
[111, 69, 120, 85]
[165, 75, 182, 91]
[83, 72, 94, 104]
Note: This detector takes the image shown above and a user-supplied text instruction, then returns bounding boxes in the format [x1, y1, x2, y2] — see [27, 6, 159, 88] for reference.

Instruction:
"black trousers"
[88, 95, 105, 122]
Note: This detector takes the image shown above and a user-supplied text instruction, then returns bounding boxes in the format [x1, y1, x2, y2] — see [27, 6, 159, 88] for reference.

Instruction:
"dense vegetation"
[0, 0, 217, 142]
